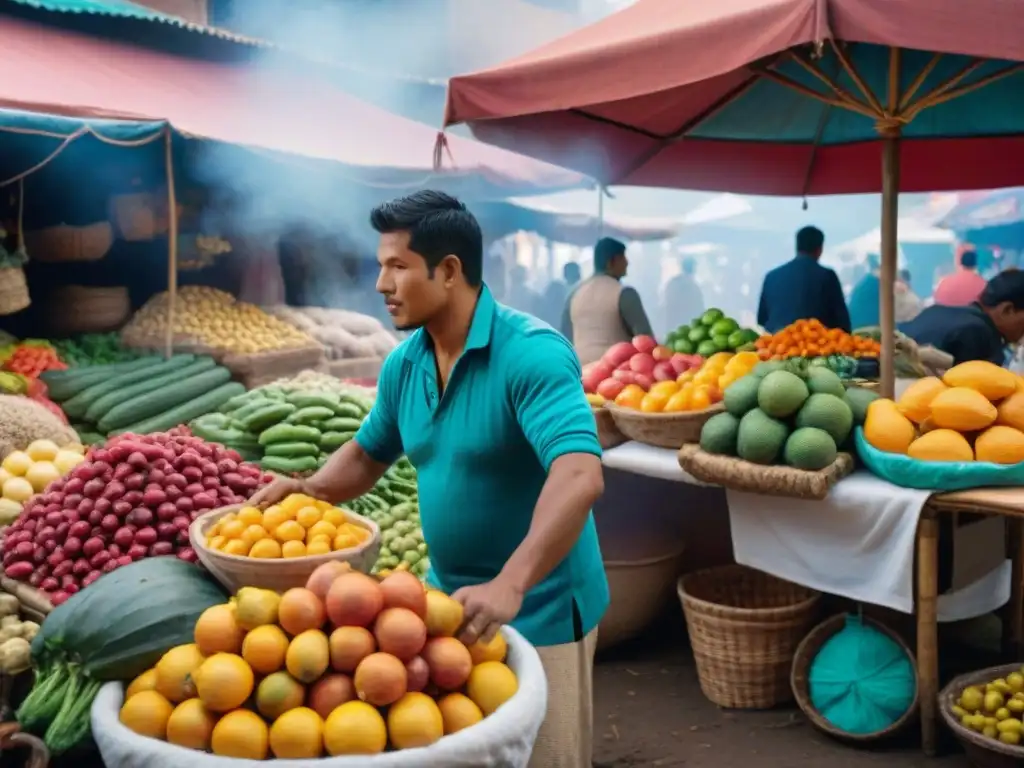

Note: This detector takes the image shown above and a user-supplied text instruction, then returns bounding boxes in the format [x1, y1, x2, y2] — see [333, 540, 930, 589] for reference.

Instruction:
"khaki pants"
[528, 629, 598, 768]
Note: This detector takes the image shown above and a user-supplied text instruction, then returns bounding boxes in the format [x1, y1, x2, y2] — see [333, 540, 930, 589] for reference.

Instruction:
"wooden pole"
[163, 128, 179, 361]
[878, 134, 900, 398]
[916, 513, 940, 757]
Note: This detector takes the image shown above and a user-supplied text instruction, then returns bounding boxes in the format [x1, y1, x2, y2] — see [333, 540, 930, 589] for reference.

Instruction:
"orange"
[120, 690, 173, 739]
[664, 389, 691, 413]
[274, 520, 306, 543]
[124, 668, 158, 700]
[614, 384, 645, 409]
[307, 521, 337, 541]
[387, 692, 444, 750]
[324, 701, 387, 755]
[639, 392, 668, 413]
[437, 692, 483, 734]
[242, 624, 290, 674]
[194, 653, 255, 712]
[282, 540, 307, 558]
[691, 388, 712, 410]
[649, 380, 679, 397]
[241, 524, 268, 547]
[166, 698, 217, 750]
[676, 370, 696, 384]
[194, 603, 244, 656]
[269, 707, 324, 759]
[211, 710, 268, 759]
[467, 632, 507, 665]
[466, 661, 519, 716]
[154, 643, 204, 702]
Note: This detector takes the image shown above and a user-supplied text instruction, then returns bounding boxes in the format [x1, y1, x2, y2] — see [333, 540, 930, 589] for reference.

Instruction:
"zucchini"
[98, 366, 232, 432]
[264, 441, 320, 458]
[61, 355, 197, 419]
[112, 382, 246, 435]
[83, 357, 217, 424]
[261, 454, 319, 474]
[43, 357, 164, 402]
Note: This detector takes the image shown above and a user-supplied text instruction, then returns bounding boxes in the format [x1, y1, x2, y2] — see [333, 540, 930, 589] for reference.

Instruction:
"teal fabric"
[808, 614, 916, 735]
[355, 285, 609, 647]
[856, 427, 1024, 490]
[7, 0, 175, 21]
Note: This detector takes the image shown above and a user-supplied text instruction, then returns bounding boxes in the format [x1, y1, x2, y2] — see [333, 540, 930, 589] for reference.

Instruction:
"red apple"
[582, 369, 603, 394]
[633, 373, 654, 391]
[652, 345, 674, 362]
[669, 354, 689, 376]
[591, 360, 613, 381]
[632, 335, 657, 354]
[617, 361, 632, 371]
[612, 369, 637, 385]
[603, 342, 636, 368]
[653, 361, 676, 382]
[629, 353, 656, 374]
[596, 378, 625, 400]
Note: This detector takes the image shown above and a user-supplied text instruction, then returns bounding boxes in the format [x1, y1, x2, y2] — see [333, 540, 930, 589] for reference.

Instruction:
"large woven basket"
[940, 663, 1024, 768]
[606, 403, 724, 449]
[0, 267, 29, 316]
[678, 565, 820, 709]
[593, 406, 625, 450]
[46, 285, 130, 335]
[677, 444, 855, 501]
[791, 613, 918, 742]
[23, 221, 112, 263]
[190, 505, 380, 593]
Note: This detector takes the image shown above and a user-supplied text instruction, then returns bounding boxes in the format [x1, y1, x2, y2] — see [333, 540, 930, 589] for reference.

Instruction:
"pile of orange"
[614, 352, 760, 413]
[755, 319, 881, 360]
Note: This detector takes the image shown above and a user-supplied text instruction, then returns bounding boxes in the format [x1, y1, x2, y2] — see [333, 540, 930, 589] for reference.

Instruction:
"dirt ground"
[592, 610, 971, 768]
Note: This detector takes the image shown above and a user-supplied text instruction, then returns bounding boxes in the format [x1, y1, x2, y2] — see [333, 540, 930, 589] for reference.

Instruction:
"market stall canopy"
[826, 219, 955, 266]
[939, 188, 1024, 232]
[486, 196, 682, 245]
[442, 0, 1024, 195]
[0, 15, 588, 198]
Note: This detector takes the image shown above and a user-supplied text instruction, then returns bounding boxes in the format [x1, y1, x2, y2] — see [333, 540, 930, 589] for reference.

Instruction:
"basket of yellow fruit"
[190, 494, 380, 593]
[940, 663, 1024, 767]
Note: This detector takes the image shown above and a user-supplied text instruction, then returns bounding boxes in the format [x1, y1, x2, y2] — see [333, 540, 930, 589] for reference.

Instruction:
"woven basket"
[109, 191, 181, 242]
[0, 267, 29, 316]
[678, 565, 820, 709]
[46, 285, 130, 335]
[0, 723, 48, 767]
[190, 505, 381, 593]
[677, 444, 855, 501]
[23, 222, 112, 263]
[593, 406, 625, 450]
[606, 403, 725, 449]
[940, 663, 1024, 768]
[791, 613, 919, 741]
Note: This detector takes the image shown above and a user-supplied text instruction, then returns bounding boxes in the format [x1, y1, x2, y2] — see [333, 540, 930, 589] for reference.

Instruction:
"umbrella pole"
[163, 127, 179, 361]
[878, 133, 900, 398]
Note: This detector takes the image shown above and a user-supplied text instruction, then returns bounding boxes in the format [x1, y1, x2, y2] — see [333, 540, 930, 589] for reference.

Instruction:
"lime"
[700, 309, 724, 326]
[673, 338, 695, 354]
[727, 330, 747, 349]
[688, 326, 709, 343]
[675, 325, 691, 339]
[711, 318, 739, 336]
[666, 330, 679, 344]
[697, 340, 718, 357]
[712, 334, 731, 351]
[739, 328, 760, 344]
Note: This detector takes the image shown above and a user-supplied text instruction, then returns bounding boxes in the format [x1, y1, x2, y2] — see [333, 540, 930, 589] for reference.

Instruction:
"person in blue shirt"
[847, 253, 881, 329]
[757, 226, 852, 333]
[252, 190, 608, 768]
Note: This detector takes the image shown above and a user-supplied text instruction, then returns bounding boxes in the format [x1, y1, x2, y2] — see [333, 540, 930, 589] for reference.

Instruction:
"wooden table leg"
[917, 513, 940, 757]
[1004, 518, 1024, 658]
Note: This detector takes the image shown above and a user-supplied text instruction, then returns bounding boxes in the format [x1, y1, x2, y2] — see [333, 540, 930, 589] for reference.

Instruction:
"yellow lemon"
[282, 540, 307, 558]
[295, 505, 323, 528]
[249, 539, 283, 559]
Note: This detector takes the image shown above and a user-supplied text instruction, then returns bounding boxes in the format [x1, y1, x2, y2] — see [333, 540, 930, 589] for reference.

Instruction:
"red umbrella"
[441, 0, 1024, 394]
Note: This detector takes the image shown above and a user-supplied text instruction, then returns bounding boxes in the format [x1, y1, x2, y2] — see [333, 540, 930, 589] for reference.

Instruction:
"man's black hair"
[370, 190, 483, 286]
[981, 270, 1024, 310]
[563, 261, 581, 280]
[796, 226, 825, 254]
[594, 237, 626, 272]
[961, 250, 978, 269]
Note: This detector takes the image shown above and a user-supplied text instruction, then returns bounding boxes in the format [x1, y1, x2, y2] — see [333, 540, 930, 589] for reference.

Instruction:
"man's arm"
[619, 286, 654, 337]
[499, 332, 605, 596]
[826, 271, 852, 332]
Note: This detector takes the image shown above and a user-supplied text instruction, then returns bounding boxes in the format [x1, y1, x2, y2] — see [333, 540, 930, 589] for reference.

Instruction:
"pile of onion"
[1, 426, 271, 605]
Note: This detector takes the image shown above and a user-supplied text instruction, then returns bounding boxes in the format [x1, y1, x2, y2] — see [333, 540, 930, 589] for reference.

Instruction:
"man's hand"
[451, 576, 524, 646]
[248, 476, 308, 508]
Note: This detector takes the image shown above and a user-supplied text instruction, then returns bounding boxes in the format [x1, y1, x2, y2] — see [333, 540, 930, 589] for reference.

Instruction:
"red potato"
[632, 335, 657, 353]
[596, 378, 625, 400]
[602, 341, 636, 368]
[633, 373, 654, 391]
[629, 353, 656, 375]
[612, 369, 636, 385]
[669, 354, 690, 376]
[653, 361, 676, 382]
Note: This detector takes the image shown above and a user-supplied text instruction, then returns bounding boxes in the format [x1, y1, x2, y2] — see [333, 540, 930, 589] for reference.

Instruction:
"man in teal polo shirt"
[252, 190, 608, 767]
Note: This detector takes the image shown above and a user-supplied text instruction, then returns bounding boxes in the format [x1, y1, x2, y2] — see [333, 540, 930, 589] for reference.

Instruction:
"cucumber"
[98, 366, 232, 432]
[43, 357, 164, 402]
[83, 358, 217, 424]
[264, 441, 320, 458]
[61, 355, 197, 420]
[112, 382, 246, 436]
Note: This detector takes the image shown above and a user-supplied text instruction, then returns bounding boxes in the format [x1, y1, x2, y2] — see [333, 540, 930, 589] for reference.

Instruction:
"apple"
[632, 335, 657, 354]
[629, 353, 656, 374]
[596, 378, 625, 400]
[651, 345, 674, 362]
[617, 361, 632, 371]
[591, 360, 613, 380]
[633, 373, 654, 391]
[603, 342, 636, 368]
[669, 354, 690, 376]
[612, 369, 637, 385]
[653, 361, 676, 382]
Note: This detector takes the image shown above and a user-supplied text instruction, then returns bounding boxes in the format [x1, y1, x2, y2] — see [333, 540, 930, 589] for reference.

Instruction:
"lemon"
[960, 686, 985, 712]
[295, 505, 322, 528]
[249, 539, 282, 559]
[275, 520, 306, 543]
[223, 539, 251, 557]
[237, 506, 263, 525]
[221, 519, 246, 539]
[282, 540, 307, 558]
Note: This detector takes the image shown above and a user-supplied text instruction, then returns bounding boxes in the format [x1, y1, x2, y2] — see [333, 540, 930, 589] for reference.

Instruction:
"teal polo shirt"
[355, 285, 609, 647]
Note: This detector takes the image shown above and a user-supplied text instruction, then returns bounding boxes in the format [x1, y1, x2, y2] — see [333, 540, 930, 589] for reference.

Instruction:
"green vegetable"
[333, 401, 368, 420]
[42, 356, 164, 402]
[286, 406, 335, 425]
[320, 430, 356, 450]
[260, 454, 319, 474]
[287, 392, 340, 410]
[84, 357, 218, 424]
[323, 417, 364, 432]
[190, 420, 250, 446]
[258, 423, 321, 446]
[61, 355, 197, 419]
[113, 382, 246, 435]
[240, 403, 297, 432]
[20, 559, 226, 754]
[218, 392, 255, 413]
[98, 366, 233, 432]
[229, 397, 274, 421]
[264, 441, 321, 458]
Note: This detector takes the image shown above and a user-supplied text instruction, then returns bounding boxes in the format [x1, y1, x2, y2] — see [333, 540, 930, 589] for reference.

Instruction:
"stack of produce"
[264, 305, 399, 360]
[0, 395, 79, 458]
[268, 369, 376, 397]
[118, 566, 518, 758]
[0, 592, 38, 676]
[755, 319, 880, 365]
[700, 360, 879, 470]
[582, 334, 703, 405]
[665, 308, 759, 356]
[200, 496, 372, 559]
[612, 351, 761, 413]
[1, 427, 271, 605]
[853, 326, 935, 379]
[950, 667, 1024, 745]
[0, 341, 67, 380]
[17, 557, 228, 754]
[51, 333, 146, 368]
[122, 286, 317, 356]
[865, 361, 1024, 463]
[0, 440, 86, 526]
[41, 354, 246, 444]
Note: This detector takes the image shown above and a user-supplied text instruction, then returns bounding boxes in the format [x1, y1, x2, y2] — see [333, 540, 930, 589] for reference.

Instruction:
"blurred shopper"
[847, 253, 881, 329]
[757, 226, 851, 333]
[895, 268, 924, 323]
[662, 257, 704, 333]
[541, 261, 581, 329]
[506, 264, 541, 316]
[563, 237, 654, 365]
[934, 249, 987, 306]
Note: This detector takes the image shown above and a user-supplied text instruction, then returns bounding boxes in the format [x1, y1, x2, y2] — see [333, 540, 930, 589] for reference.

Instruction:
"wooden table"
[918, 488, 1024, 756]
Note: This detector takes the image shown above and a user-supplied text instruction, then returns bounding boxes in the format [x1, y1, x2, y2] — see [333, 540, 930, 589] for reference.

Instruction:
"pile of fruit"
[951, 667, 1024, 745]
[1, 428, 270, 604]
[200, 496, 372, 559]
[51, 333, 147, 368]
[700, 359, 880, 470]
[119, 565, 519, 758]
[755, 319, 881, 362]
[582, 334, 703, 405]
[666, 309, 759, 357]
[42, 354, 245, 446]
[614, 351, 762, 413]
[865, 361, 1024, 464]
[0, 440, 86, 526]
[121, 286, 317, 356]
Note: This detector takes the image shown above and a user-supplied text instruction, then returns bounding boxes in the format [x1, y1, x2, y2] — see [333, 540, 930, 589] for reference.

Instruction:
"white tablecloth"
[601, 443, 1010, 622]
